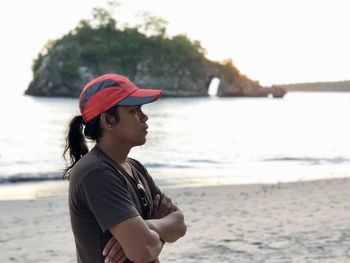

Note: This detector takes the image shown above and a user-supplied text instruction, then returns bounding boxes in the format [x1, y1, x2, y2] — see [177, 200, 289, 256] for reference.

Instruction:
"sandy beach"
[0, 178, 349, 263]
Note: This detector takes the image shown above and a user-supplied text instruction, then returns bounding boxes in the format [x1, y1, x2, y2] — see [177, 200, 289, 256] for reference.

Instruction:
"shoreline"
[0, 177, 349, 262]
[0, 180, 69, 200]
[0, 176, 349, 201]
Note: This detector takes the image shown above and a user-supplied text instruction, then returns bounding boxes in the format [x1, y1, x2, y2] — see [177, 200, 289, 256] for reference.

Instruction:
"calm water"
[1, 92, 350, 187]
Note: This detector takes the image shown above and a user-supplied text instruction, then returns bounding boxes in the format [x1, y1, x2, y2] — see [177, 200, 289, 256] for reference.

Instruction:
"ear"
[100, 112, 116, 130]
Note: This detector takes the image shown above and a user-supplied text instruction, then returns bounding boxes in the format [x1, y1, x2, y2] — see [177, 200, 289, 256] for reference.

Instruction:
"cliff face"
[26, 47, 285, 98]
[25, 26, 285, 98]
[205, 62, 272, 97]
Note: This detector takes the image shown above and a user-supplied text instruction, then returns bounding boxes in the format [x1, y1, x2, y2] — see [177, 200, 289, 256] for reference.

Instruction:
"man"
[63, 74, 187, 262]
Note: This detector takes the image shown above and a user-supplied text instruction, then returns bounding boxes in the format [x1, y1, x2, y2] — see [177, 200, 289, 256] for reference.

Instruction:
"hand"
[103, 236, 127, 263]
[152, 193, 178, 219]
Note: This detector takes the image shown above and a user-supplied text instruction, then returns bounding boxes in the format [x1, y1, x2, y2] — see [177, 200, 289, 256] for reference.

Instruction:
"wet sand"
[0, 178, 349, 262]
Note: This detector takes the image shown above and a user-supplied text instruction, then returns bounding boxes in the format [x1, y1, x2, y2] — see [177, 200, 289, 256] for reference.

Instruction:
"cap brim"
[117, 88, 162, 106]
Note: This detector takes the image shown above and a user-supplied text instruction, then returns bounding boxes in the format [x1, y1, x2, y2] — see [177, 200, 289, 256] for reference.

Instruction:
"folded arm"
[104, 193, 186, 263]
[146, 193, 187, 243]
[146, 210, 186, 243]
[108, 216, 163, 263]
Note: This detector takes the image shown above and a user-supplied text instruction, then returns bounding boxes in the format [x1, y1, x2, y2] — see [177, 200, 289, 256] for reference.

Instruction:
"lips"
[142, 125, 148, 133]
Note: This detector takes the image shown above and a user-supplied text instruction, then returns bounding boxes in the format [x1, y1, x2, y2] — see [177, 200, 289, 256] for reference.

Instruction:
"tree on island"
[26, 3, 285, 98]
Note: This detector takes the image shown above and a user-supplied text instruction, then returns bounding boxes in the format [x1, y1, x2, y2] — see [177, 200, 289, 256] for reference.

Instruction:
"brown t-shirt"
[69, 145, 161, 263]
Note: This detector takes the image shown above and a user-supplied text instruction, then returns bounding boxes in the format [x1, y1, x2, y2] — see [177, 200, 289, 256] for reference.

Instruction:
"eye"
[130, 106, 141, 113]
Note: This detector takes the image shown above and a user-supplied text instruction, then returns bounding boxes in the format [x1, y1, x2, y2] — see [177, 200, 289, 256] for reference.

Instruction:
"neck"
[97, 137, 131, 165]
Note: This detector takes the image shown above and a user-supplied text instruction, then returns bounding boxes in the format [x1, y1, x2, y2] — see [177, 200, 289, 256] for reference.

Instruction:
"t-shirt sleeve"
[79, 167, 139, 232]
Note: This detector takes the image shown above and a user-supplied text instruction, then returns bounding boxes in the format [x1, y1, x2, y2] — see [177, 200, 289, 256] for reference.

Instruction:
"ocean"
[1, 92, 350, 188]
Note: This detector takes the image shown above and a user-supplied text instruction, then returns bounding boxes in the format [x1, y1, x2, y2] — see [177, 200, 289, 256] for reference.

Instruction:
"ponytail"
[63, 115, 89, 179]
[62, 104, 119, 179]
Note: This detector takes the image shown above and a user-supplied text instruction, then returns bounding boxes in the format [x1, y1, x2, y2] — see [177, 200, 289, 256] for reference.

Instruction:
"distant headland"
[25, 7, 286, 98]
[276, 81, 350, 92]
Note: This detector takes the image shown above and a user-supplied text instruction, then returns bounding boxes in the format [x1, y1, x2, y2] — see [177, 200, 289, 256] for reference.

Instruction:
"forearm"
[146, 211, 187, 243]
[109, 216, 164, 263]
[143, 229, 164, 261]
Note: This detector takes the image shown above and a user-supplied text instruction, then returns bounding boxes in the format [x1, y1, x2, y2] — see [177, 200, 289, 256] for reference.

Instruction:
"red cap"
[79, 74, 162, 123]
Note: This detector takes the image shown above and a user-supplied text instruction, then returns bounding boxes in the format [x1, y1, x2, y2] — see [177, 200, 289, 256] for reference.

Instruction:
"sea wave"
[144, 163, 192, 169]
[0, 172, 62, 184]
[263, 157, 350, 165]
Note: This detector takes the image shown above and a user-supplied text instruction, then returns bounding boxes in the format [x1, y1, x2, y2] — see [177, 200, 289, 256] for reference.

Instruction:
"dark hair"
[62, 105, 119, 179]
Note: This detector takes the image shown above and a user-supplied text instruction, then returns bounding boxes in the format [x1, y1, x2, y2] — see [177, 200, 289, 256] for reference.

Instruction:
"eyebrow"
[127, 105, 141, 110]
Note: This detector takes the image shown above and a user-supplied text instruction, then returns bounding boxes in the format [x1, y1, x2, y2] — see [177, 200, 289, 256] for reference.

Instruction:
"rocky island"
[25, 8, 286, 98]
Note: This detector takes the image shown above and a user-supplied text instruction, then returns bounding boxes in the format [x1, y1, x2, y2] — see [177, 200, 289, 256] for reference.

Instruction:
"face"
[113, 105, 149, 147]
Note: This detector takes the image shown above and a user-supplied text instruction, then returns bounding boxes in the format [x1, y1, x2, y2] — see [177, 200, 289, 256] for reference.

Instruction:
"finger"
[156, 193, 165, 212]
[103, 236, 117, 256]
[105, 242, 122, 263]
[118, 254, 128, 263]
[152, 194, 161, 218]
[171, 204, 178, 212]
[107, 247, 125, 263]
[166, 200, 173, 210]
[159, 195, 168, 214]
[153, 194, 160, 209]
[166, 196, 173, 204]
[115, 249, 127, 263]
[158, 193, 165, 206]
[163, 195, 174, 211]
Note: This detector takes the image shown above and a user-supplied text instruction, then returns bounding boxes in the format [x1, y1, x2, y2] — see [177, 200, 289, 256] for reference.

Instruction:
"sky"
[1, 0, 349, 96]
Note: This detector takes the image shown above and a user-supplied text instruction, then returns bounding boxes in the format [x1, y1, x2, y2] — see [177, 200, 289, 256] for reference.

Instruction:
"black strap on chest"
[104, 159, 152, 219]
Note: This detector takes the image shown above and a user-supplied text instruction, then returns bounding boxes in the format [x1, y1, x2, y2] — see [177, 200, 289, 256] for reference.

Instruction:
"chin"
[135, 138, 146, 146]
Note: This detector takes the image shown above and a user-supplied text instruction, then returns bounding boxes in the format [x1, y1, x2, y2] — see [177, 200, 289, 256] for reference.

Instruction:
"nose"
[141, 110, 148, 122]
